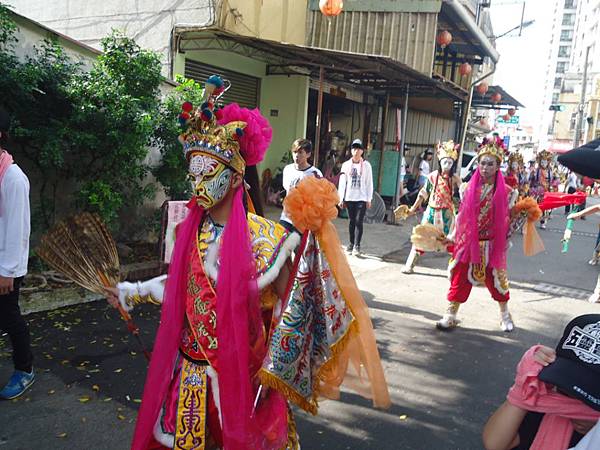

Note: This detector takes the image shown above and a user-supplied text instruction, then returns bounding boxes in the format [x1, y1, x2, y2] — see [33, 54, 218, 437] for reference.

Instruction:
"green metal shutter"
[184, 59, 260, 109]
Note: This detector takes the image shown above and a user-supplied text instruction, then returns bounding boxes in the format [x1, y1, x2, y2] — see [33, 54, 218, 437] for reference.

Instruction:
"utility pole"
[573, 45, 590, 148]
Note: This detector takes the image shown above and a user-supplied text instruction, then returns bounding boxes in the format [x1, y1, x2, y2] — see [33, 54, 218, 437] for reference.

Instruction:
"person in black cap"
[483, 314, 600, 450]
[338, 139, 373, 257]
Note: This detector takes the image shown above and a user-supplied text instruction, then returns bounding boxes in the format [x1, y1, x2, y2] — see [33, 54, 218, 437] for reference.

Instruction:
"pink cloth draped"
[216, 186, 287, 450]
[0, 150, 13, 188]
[131, 199, 203, 450]
[454, 168, 508, 269]
[507, 345, 600, 450]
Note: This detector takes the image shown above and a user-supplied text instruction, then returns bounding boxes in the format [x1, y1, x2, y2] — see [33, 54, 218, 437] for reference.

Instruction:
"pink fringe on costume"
[454, 168, 509, 270]
[216, 186, 287, 450]
[131, 200, 203, 450]
[218, 104, 272, 166]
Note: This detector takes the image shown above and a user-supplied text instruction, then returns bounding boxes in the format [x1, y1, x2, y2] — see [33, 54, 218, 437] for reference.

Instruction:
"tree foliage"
[0, 3, 163, 231]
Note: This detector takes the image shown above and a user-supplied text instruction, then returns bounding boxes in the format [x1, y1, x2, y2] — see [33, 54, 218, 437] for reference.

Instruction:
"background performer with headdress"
[105, 75, 390, 450]
[530, 149, 558, 229]
[436, 136, 518, 332]
[505, 151, 528, 197]
[401, 140, 461, 274]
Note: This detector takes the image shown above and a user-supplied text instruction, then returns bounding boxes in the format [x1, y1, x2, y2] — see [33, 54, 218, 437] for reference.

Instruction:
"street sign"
[497, 115, 520, 125]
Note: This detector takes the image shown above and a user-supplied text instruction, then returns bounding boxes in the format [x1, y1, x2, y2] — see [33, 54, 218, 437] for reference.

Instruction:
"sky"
[489, 0, 555, 133]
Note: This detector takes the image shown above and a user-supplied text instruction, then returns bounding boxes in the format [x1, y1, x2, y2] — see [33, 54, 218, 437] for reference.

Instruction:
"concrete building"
[540, 0, 578, 146]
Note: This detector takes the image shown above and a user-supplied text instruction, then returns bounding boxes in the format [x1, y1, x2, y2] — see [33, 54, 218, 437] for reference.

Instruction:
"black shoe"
[345, 243, 354, 253]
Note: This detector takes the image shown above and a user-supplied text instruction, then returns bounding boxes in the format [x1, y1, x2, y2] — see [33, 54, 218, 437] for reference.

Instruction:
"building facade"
[540, 0, 578, 145]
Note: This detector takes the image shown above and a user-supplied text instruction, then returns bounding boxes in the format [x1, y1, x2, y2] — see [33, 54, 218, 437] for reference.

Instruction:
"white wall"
[13, 0, 215, 75]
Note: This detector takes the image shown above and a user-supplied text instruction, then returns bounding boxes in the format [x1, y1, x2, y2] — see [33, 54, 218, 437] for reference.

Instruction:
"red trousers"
[447, 261, 509, 303]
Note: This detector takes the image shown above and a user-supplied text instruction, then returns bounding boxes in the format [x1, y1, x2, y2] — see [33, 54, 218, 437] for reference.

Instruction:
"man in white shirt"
[280, 138, 322, 229]
[338, 139, 373, 256]
[0, 108, 34, 399]
[565, 171, 579, 215]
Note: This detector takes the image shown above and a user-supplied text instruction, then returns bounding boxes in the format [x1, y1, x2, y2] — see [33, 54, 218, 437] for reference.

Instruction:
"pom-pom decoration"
[512, 197, 542, 222]
[217, 103, 272, 166]
[510, 197, 545, 256]
[410, 223, 447, 252]
[182, 102, 193, 113]
[283, 177, 339, 233]
[200, 109, 213, 121]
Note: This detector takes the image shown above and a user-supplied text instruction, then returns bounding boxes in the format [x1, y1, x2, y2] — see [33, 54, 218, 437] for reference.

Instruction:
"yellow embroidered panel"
[247, 213, 291, 276]
[175, 360, 207, 450]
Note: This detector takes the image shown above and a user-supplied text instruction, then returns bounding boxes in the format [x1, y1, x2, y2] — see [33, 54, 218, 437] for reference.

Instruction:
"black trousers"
[0, 277, 33, 372]
[346, 201, 367, 247]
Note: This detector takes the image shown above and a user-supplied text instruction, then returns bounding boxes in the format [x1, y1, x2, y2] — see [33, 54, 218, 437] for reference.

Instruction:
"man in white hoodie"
[0, 108, 33, 399]
[338, 139, 373, 256]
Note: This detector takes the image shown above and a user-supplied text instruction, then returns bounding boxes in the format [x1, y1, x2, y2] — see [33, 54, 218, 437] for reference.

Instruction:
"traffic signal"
[549, 104, 565, 111]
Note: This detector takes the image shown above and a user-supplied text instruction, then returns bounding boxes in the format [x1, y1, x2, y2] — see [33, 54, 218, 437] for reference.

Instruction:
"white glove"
[116, 274, 167, 312]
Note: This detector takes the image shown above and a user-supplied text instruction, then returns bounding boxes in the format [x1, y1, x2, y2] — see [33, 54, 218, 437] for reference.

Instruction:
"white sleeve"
[365, 162, 374, 202]
[338, 163, 347, 201]
[116, 274, 168, 312]
[0, 171, 30, 277]
[282, 165, 291, 192]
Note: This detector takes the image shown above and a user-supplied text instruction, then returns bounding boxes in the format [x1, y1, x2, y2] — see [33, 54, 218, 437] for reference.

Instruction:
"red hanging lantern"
[459, 63, 472, 76]
[319, 0, 344, 16]
[503, 114, 511, 121]
[508, 108, 516, 116]
[436, 30, 452, 49]
[491, 92, 502, 103]
[476, 82, 489, 95]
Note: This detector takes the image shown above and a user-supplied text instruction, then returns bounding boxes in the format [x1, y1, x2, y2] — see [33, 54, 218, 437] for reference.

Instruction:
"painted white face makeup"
[511, 162, 519, 170]
[478, 155, 499, 181]
[440, 157, 454, 172]
[188, 154, 233, 209]
[540, 160, 548, 168]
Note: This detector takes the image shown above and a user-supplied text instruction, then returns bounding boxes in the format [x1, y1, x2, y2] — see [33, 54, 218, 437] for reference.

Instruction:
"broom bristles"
[37, 213, 121, 294]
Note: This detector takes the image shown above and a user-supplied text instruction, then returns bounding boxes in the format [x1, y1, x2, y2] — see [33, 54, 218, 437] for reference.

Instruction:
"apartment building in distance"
[539, 0, 578, 148]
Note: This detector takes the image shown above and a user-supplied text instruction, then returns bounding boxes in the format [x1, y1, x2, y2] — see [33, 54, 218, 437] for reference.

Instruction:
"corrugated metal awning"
[438, 0, 500, 64]
[174, 27, 468, 101]
[471, 85, 525, 109]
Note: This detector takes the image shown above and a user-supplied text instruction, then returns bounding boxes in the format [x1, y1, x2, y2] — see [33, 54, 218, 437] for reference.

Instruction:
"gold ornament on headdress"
[178, 75, 247, 174]
[477, 136, 507, 162]
[536, 149, 553, 163]
[436, 140, 459, 161]
[508, 152, 524, 166]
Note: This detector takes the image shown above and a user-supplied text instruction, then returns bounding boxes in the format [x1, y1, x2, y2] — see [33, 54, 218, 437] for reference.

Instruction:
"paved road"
[2, 253, 600, 449]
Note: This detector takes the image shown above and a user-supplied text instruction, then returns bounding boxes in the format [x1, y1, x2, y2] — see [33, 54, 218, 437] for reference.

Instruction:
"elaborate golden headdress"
[536, 149, 554, 162]
[477, 136, 508, 162]
[436, 140, 459, 161]
[508, 151, 524, 166]
[178, 75, 271, 174]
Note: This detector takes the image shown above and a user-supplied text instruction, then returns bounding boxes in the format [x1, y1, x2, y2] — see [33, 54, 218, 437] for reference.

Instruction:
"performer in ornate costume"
[107, 75, 389, 450]
[529, 150, 557, 229]
[504, 151, 527, 197]
[402, 140, 461, 274]
[436, 137, 518, 332]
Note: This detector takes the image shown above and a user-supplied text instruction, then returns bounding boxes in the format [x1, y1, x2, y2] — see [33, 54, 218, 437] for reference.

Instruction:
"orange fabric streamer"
[523, 221, 545, 256]
[513, 198, 545, 256]
[284, 176, 391, 410]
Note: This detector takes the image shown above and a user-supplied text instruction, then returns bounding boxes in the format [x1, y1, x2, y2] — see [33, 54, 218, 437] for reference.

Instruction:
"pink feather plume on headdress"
[218, 103, 272, 166]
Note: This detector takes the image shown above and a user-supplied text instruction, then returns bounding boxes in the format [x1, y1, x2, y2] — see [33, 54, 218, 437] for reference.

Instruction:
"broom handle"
[99, 272, 151, 361]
